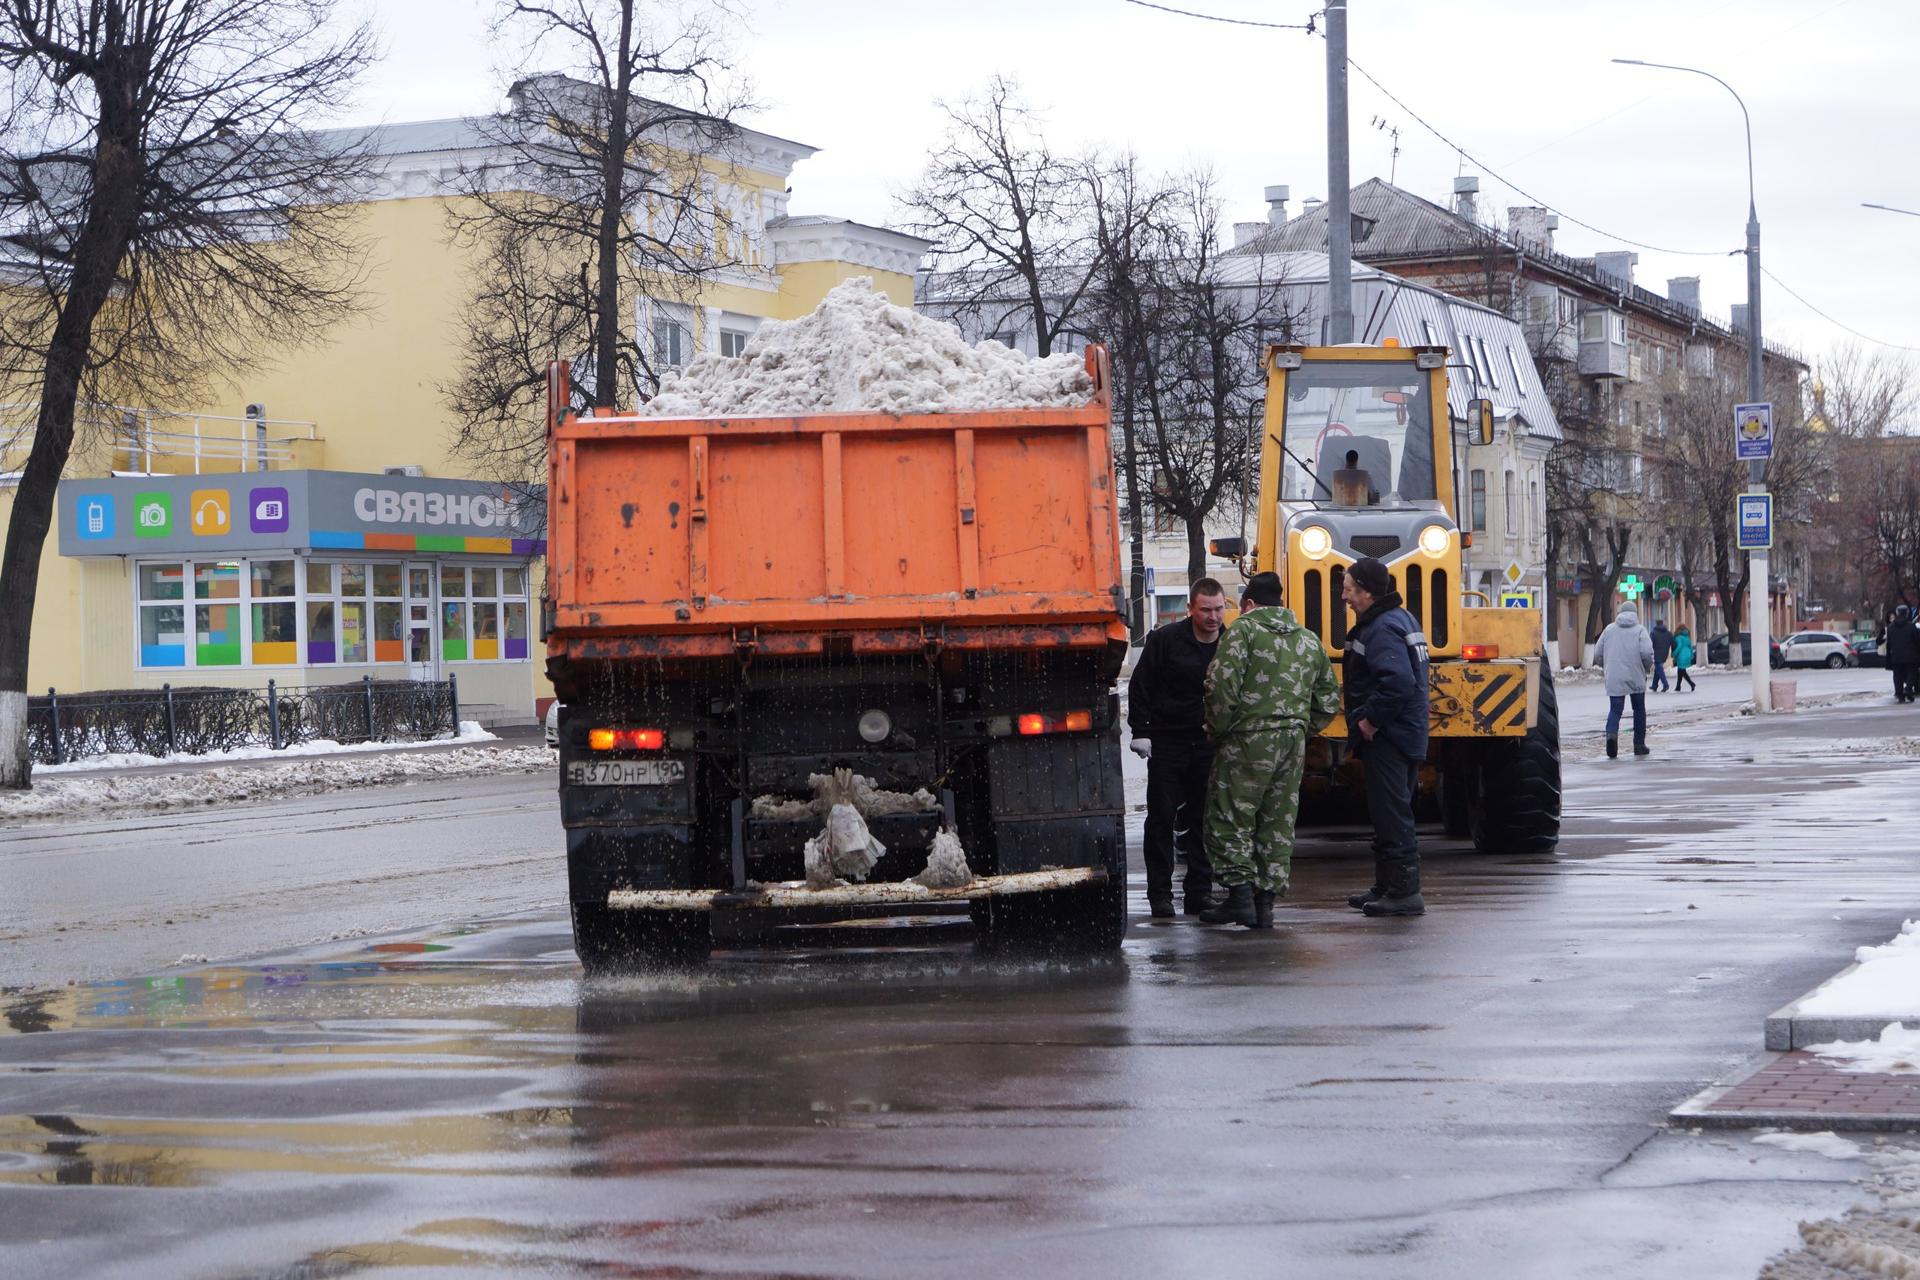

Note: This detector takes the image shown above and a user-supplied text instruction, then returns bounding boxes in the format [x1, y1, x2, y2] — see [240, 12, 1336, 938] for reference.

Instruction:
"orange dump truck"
[542, 353, 1129, 969]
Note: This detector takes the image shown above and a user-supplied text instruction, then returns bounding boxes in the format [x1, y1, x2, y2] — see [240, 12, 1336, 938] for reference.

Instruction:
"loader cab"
[1248, 344, 1463, 657]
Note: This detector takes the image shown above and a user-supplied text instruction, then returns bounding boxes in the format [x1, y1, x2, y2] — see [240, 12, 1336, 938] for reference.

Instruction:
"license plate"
[566, 759, 686, 787]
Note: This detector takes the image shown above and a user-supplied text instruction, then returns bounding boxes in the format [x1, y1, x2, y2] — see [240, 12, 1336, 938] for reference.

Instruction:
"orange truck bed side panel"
[545, 348, 1122, 648]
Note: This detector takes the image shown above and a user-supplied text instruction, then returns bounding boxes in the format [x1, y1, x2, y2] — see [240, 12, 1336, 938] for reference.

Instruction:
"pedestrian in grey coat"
[1597, 604, 1655, 758]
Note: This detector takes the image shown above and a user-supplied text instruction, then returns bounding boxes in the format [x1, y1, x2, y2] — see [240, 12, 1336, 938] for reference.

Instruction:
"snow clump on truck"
[640, 277, 1095, 417]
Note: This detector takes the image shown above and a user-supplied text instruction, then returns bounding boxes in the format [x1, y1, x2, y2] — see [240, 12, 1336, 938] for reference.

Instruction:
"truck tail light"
[1017, 709, 1093, 736]
[1461, 644, 1499, 660]
[588, 727, 664, 751]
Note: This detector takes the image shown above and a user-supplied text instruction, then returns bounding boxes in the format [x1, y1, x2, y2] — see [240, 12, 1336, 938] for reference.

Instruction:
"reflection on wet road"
[3, 697, 1919, 1278]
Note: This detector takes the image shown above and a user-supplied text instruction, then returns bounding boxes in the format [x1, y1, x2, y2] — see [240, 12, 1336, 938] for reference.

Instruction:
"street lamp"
[1863, 202, 1920, 218]
[1613, 58, 1770, 713]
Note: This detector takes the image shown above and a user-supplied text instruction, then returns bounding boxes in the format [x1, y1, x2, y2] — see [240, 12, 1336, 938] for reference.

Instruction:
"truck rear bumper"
[607, 867, 1105, 912]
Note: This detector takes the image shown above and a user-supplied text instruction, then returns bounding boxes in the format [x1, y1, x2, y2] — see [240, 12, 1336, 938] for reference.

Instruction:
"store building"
[55, 471, 543, 711]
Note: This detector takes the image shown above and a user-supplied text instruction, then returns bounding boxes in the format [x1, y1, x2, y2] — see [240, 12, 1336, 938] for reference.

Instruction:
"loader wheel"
[1466, 666, 1561, 855]
[571, 902, 711, 974]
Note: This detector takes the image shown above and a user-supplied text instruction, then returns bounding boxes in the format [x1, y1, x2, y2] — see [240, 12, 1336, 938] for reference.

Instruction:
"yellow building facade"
[9, 104, 929, 724]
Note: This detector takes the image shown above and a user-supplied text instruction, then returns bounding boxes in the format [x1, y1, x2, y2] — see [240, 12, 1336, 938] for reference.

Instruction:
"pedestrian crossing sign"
[1500, 590, 1533, 608]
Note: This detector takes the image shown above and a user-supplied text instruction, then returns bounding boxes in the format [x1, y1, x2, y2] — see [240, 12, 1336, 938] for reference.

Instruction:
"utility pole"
[1614, 59, 1770, 712]
[1326, 0, 1352, 344]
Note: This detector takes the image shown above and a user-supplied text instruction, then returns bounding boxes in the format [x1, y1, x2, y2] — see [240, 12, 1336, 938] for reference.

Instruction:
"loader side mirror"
[1209, 536, 1248, 558]
[1470, 399, 1496, 446]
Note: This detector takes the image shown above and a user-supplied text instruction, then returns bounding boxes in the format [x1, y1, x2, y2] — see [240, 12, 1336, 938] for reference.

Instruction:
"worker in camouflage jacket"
[1199, 571, 1342, 929]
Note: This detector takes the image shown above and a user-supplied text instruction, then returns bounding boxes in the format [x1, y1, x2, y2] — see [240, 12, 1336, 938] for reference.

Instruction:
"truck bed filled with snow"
[640, 277, 1095, 417]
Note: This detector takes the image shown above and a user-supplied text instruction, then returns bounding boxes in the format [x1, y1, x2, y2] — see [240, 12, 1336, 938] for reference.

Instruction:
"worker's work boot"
[1605, 736, 1619, 759]
[1347, 886, 1384, 911]
[1252, 889, 1276, 930]
[1148, 893, 1175, 919]
[1363, 869, 1425, 918]
[1198, 883, 1256, 927]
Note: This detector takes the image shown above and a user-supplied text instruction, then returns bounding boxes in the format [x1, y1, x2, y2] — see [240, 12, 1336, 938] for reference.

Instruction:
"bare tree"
[1130, 172, 1304, 581]
[1866, 442, 1920, 609]
[900, 76, 1101, 357]
[0, 0, 377, 788]
[443, 0, 747, 490]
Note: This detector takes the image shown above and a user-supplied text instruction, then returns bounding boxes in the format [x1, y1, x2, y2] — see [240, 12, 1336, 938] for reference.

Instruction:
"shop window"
[194, 561, 241, 665]
[373, 566, 403, 663]
[248, 559, 296, 664]
[138, 563, 187, 666]
[504, 600, 529, 660]
[441, 598, 468, 661]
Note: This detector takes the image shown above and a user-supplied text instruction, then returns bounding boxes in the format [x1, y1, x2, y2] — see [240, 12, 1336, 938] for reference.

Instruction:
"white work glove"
[1129, 738, 1152, 759]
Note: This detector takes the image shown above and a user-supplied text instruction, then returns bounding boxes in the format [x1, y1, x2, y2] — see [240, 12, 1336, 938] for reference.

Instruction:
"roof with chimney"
[1237, 177, 1807, 369]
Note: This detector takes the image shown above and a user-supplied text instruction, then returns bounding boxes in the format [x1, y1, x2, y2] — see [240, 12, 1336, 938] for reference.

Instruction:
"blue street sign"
[1735, 402, 1773, 460]
[1500, 591, 1532, 608]
[1737, 493, 1773, 550]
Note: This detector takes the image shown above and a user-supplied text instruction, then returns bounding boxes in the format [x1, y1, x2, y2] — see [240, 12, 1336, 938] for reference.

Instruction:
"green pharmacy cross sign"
[1617, 574, 1646, 601]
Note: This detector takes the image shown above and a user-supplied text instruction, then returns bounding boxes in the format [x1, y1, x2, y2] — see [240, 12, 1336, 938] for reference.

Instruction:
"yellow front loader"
[1210, 343, 1560, 853]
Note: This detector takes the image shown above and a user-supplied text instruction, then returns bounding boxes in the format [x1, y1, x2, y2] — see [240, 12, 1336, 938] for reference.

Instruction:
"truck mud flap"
[567, 826, 698, 901]
[607, 867, 1106, 912]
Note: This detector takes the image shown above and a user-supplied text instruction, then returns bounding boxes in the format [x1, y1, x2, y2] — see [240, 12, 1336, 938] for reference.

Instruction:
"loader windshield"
[1276, 361, 1437, 504]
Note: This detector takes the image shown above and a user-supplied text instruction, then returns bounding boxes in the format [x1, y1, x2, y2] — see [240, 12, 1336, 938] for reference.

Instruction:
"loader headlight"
[1417, 524, 1452, 557]
[1298, 526, 1333, 559]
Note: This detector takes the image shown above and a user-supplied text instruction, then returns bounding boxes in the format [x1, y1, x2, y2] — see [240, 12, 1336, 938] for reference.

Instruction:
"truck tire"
[570, 902, 711, 974]
[1466, 667, 1561, 855]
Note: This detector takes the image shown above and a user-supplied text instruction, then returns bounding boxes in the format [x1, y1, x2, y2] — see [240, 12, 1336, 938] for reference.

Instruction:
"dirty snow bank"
[1752, 1131, 1866, 1160]
[641, 277, 1095, 417]
[0, 743, 553, 823]
[1806, 1023, 1920, 1075]
[35, 721, 499, 774]
[1797, 920, 1920, 1018]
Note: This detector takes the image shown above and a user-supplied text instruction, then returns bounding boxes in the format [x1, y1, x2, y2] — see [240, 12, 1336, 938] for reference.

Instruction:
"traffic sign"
[1735, 402, 1773, 460]
[1737, 493, 1773, 550]
[1502, 559, 1525, 587]
[1500, 590, 1533, 608]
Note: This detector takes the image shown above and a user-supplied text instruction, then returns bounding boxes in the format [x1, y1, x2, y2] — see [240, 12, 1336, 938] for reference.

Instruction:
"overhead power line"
[1118, 0, 1315, 30]
[1760, 268, 1920, 353]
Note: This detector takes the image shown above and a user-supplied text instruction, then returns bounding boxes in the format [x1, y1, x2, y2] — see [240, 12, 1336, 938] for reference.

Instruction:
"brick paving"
[1678, 1050, 1920, 1130]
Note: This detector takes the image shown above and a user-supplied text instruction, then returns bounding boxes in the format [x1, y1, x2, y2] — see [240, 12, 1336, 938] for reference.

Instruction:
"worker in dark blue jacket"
[1340, 556, 1430, 918]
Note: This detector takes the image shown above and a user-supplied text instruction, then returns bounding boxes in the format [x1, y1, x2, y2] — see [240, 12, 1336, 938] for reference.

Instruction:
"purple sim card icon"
[249, 486, 290, 534]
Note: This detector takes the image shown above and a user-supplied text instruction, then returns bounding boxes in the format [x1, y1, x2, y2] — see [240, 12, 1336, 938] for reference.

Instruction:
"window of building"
[133, 556, 532, 670]
[1530, 480, 1540, 535]
[649, 301, 692, 368]
[1558, 292, 1579, 326]
[1479, 337, 1501, 389]
[1507, 347, 1525, 389]
[1504, 470, 1517, 535]
[720, 329, 750, 358]
[1469, 470, 1487, 532]
[1422, 320, 1442, 346]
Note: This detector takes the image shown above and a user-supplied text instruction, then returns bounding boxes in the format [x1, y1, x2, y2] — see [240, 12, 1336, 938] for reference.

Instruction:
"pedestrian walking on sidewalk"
[1672, 624, 1697, 692]
[1197, 572, 1340, 930]
[1887, 605, 1920, 704]
[1339, 557, 1431, 919]
[1649, 619, 1672, 692]
[1129, 578, 1229, 917]
[1598, 604, 1654, 758]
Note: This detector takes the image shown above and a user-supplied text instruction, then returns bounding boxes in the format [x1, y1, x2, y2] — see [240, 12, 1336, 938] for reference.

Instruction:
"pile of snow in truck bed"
[640, 277, 1095, 416]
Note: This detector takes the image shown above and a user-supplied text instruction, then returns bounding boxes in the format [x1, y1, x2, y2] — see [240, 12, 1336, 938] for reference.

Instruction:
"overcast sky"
[350, 0, 1920, 367]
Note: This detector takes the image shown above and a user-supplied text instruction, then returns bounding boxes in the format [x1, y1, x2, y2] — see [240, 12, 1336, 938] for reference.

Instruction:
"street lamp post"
[1614, 58, 1770, 713]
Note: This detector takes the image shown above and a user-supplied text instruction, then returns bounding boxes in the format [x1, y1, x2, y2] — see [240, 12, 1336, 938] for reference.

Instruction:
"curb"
[1669, 1051, 1920, 1133]
[1764, 961, 1920, 1050]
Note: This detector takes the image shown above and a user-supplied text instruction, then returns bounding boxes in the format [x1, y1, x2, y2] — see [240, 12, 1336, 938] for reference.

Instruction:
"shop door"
[405, 562, 437, 681]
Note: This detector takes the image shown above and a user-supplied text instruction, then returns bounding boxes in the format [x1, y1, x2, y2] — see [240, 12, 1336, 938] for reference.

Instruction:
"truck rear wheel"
[570, 903, 712, 974]
[1465, 666, 1561, 854]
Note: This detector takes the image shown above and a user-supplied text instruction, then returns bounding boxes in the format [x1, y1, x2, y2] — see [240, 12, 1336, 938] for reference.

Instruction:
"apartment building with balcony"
[1243, 177, 1811, 663]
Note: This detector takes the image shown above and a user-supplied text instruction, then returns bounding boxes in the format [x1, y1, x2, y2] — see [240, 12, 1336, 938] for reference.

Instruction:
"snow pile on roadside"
[0, 743, 554, 823]
[1798, 920, 1920, 1018]
[1752, 1131, 1866, 1160]
[35, 721, 499, 774]
[1805, 1022, 1920, 1075]
[641, 277, 1095, 417]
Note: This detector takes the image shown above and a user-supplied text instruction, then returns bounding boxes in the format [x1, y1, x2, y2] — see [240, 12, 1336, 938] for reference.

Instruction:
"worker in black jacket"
[1340, 557, 1431, 918]
[1128, 578, 1228, 917]
[1888, 605, 1920, 703]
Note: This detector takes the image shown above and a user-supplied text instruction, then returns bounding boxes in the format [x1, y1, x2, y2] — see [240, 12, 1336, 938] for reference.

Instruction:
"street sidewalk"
[37, 722, 548, 780]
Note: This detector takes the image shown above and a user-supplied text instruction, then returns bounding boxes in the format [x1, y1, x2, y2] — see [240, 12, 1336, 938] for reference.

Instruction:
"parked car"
[1705, 632, 1786, 668]
[1851, 634, 1885, 667]
[1778, 630, 1858, 668]
[544, 700, 561, 748]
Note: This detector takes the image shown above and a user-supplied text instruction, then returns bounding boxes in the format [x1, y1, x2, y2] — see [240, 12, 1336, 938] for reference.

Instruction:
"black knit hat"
[1242, 571, 1283, 607]
[1347, 556, 1392, 599]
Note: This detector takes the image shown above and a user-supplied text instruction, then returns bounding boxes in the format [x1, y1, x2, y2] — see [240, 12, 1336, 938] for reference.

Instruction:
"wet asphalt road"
[2, 682, 1918, 1277]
